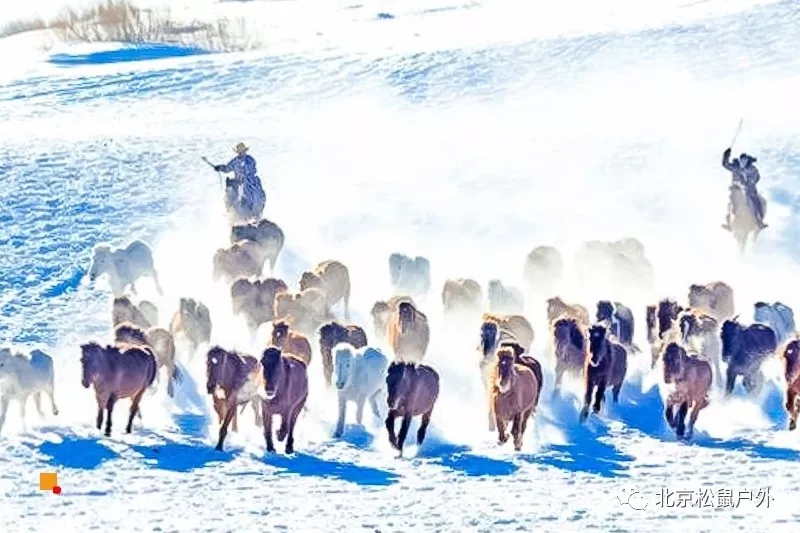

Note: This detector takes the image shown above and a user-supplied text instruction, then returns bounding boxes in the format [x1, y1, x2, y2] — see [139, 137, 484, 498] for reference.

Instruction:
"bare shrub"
[0, 17, 48, 39]
[51, 0, 261, 52]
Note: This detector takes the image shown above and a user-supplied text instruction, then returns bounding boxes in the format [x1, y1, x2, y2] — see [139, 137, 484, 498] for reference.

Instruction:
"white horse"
[0, 348, 59, 435]
[88, 240, 163, 297]
[332, 343, 389, 438]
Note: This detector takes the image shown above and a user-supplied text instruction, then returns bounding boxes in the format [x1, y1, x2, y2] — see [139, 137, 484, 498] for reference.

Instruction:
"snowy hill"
[2, 0, 800, 531]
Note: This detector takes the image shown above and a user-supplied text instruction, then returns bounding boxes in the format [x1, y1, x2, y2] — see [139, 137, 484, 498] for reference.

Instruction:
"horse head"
[319, 322, 346, 351]
[272, 321, 290, 347]
[479, 320, 498, 356]
[662, 343, 685, 384]
[720, 318, 742, 362]
[79, 342, 105, 389]
[299, 271, 322, 292]
[205, 346, 232, 396]
[333, 343, 354, 390]
[398, 302, 416, 331]
[588, 324, 608, 367]
[494, 347, 516, 394]
[261, 347, 283, 400]
[386, 361, 411, 410]
[596, 300, 614, 323]
[88, 245, 112, 281]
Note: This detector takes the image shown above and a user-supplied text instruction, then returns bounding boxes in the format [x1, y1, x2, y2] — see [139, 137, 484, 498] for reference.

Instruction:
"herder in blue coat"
[211, 142, 266, 221]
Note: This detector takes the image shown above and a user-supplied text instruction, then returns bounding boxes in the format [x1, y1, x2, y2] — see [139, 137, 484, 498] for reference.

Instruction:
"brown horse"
[80, 342, 157, 437]
[551, 316, 587, 398]
[662, 342, 712, 440]
[112, 296, 152, 330]
[206, 346, 265, 451]
[170, 298, 212, 358]
[580, 324, 628, 422]
[273, 288, 330, 338]
[441, 278, 483, 316]
[370, 295, 415, 344]
[230, 277, 288, 332]
[230, 218, 285, 273]
[492, 347, 540, 451]
[385, 361, 439, 457]
[261, 347, 309, 454]
[546, 297, 590, 327]
[782, 339, 800, 430]
[387, 301, 430, 363]
[212, 240, 268, 283]
[299, 260, 352, 319]
[318, 321, 368, 386]
[688, 281, 735, 324]
[271, 321, 313, 365]
[113, 323, 181, 397]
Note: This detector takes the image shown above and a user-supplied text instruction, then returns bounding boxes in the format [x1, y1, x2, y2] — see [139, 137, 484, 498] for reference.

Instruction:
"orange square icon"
[39, 472, 57, 491]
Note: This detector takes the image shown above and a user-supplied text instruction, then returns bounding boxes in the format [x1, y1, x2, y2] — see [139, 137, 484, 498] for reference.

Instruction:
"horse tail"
[145, 351, 158, 389]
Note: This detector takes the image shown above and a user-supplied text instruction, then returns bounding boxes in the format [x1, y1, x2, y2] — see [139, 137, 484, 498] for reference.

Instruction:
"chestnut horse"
[261, 347, 309, 454]
[80, 342, 157, 437]
[662, 343, 712, 440]
[580, 324, 628, 422]
[385, 361, 439, 457]
[551, 316, 587, 398]
[318, 321, 368, 387]
[387, 301, 430, 363]
[206, 346, 265, 451]
[783, 339, 800, 430]
[271, 321, 313, 365]
[492, 347, 540, 451]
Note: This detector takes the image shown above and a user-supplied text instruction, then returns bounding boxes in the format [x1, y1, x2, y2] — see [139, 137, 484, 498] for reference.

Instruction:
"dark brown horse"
[662, 343, 712, 440]
[271, 321, 313, 365]
[580, 324, 628, 422]
[385, 361, 439, 457]
[80, 342, 157, 437]
[492, 347, 540, 451]
[499, 341, 543, 411]
[206, 346, 264, 451]
[261, 347, 309, 454]
[551, 316, 587, 398]
[318, 321, 368, 386]
[782, 339, 800, 430]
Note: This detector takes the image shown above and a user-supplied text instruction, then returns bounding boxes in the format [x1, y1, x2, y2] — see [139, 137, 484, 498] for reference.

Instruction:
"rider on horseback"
[721, 147, 767, 231]
[211, 142, 266, 220]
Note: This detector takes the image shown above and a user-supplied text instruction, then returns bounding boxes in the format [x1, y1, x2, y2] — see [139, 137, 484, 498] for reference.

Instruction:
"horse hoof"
[285, 446, 294, 455]
[789, 421, 796, 431]
[215, 444, 224, 452]
[333, 431, 343, 439]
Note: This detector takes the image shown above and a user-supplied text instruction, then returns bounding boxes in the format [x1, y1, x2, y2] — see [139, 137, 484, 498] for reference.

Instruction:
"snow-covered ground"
[2, 0, 800, 531]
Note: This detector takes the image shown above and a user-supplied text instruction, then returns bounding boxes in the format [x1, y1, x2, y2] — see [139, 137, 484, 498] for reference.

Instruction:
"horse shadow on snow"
[607, 377, 800, 462]
[33, 428, 119, 470]
[263, 451, 399, 487]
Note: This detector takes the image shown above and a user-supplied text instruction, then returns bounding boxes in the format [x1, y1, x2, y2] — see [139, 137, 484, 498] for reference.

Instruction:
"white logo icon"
[616, 486, 649, 511]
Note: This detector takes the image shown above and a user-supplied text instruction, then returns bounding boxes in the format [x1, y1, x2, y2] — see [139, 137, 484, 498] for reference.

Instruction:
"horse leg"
[0, 396, 9, 435]
[263, 404, 276, 453]
[396, 415, 412, 456]
[104, 394, 117, 437]
[151, 270, 164, 296]
[126, 389, 146, 433]
[612, 381, 622, 404]
[385, 411, 398, 449]
[518, 407, 533, 447]
[488, 393, 497, 432]
[417, 410, 433, 446]
[579, 382, 594, 423]
[34, 392, 44, 417]
[95, 400, 104, 431]
[552, 364, 564, 399]
[334, 393, 346, 438]
[496, 413, 508, 445]
[231, 402, 239, 433]
[368, 391, 382, 422]
[323, 353, 333, 388]
[17, 394, 28, 431]
[686, 397, 708, 440]
[251, 399, 263, 428]
[47, 385, 59, 416]
[343, 291, 351, 321]
[675, 401, 689, 440]
[787, 389, 798, 431]
[355, 398, 366, 426]
[724, 365, 737, 396]
[592, 380, 607, 414]
[284, 403, 304, 454]
[215, 400, 237, 452]
[510, 413, 523, 451]
[664, 399, 676, 428]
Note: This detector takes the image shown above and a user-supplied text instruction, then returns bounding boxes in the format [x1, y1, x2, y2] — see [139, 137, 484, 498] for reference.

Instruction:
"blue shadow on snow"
[264, 452, 399, 487]
[36, 432, 119, 470]
[49, 43, 211, 66]
[419, 441, 520, 477]
[130, 439, 237, 473]
[691, 434, 800, 461]
[533, 394, 635, 478]
[336, 424, 376, 449]
[173, 412, 210, 439]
